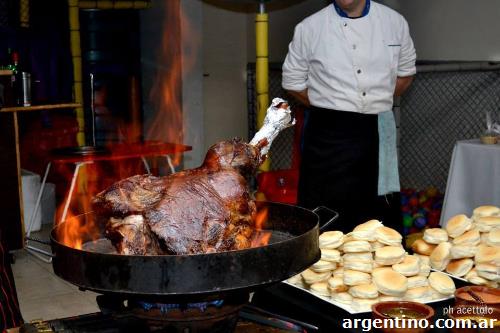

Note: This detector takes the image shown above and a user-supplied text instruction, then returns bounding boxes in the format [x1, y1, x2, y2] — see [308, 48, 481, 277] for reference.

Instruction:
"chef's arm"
[286, 89, 311, 108]
[394, 75, 414, 97]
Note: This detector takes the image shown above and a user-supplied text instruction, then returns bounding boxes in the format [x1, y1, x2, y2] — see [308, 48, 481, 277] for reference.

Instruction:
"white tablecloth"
[440, 139, 500, 226]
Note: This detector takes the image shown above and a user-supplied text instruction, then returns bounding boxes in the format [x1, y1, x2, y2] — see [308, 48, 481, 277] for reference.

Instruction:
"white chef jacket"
[282, 2, 416, 114]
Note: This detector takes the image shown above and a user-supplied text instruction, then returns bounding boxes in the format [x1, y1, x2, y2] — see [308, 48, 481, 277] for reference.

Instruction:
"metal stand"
[25, 161, 92, 263]
[24, 154, 172, 263]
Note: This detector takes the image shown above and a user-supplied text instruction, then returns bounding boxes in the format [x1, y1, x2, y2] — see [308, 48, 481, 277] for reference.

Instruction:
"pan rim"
[50, 200, 319, 258]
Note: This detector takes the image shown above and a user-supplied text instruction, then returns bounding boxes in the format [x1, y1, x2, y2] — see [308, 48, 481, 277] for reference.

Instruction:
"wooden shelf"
[0, 103, 81, 113]
[0, 101, 82, 250]
[0, 69, 13, 76]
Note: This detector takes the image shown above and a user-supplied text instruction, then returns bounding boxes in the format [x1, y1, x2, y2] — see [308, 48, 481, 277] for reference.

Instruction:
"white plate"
[430, 268, 468, 282]
[283, 281, 454, 314]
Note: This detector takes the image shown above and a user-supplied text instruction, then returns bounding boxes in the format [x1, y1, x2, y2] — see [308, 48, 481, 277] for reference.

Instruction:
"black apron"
[297, 106, 401, 233]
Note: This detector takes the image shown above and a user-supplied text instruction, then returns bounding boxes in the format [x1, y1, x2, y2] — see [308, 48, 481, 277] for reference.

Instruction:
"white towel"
[378, 111, 400, 195]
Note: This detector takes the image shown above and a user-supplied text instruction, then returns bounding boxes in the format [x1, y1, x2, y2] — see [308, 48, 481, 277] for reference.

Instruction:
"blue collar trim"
[333, 0, 370, 18]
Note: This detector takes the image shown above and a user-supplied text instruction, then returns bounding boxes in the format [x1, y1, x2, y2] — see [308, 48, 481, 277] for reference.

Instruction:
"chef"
[282, 0, 416, 232]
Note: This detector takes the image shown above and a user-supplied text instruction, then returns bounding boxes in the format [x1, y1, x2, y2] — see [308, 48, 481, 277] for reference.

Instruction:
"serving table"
[440, 139, 500, 226]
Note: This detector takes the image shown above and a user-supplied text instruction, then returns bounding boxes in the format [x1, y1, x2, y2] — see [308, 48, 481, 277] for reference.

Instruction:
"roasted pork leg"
[92, 99, 294, 255]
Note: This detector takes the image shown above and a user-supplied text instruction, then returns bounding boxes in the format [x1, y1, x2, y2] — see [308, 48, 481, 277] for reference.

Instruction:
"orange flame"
[251, 207, 272, 247]
[146, 0, 198, 167]
[254, 207, 268, 230]
[56, 213, 100, 250]
[56, 0, 197, 250]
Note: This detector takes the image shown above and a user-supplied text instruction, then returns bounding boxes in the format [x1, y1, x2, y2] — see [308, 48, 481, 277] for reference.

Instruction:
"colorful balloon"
[403, 214, 413, 228]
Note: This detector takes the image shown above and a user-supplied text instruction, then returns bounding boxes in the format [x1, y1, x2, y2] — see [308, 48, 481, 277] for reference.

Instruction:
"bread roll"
[392, 255, 420, 277]
[428, 272, 456, 295]
[446, 258, 474, 277]
[418, 264, 431, 277]
[450, 244, 477, 259]
[343, 252, 373, 263]
[404, 286, 433, 301]
[465, 268, 490, 286]
[452, 230, 480, 246]
[348, 283, 378, 299]
[475, 216, 500, 232]
[475, 263, 500, 282]
[375, 246, 406, 265]
[327, 276, 348, 293]
[287, 273, 304, 286]
[415, 254, 431, 266]
[319, 231, 345, 249]
[331, 292, 353, 304]
[370, 241, 386, 251]
[311, 259, 337, 273]
[321, 249, 342, 262]
[375, 226, 403, 246]
[372, 268, 408, 296]
[475, 245, 500, 265]
[430, 242, 452, 271]
[352, 298, 380, 311]
[423, 228, 448, 244]
[310, 282, 330, 297]
[407, 275, 429, 288]
[343, 260, 373, 273]
[486, 229, 500, 247]
[351, 220, 383, 241]
[411, 239, 437, 256]
[472, 205, 500, 219]
[343, 269, 372, 286]
[342, 240, 372, 253]
[446, 214, 472, 238]
[301, 269, 330, 284]
[332, 267, 344, 278]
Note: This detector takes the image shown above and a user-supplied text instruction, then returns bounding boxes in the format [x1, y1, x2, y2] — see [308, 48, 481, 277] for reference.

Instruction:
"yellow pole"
[255, 3, 269, 172]
[64, 0, 151, 214]
[68, 0, 85, 146]
[19, 0, 29, 28]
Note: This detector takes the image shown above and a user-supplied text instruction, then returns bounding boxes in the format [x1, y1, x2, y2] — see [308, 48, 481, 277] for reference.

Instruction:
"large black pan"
[50, 201, 337, 299]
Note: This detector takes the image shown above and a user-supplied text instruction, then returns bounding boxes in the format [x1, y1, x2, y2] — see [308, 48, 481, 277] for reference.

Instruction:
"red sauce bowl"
[455, 286, 500, 310]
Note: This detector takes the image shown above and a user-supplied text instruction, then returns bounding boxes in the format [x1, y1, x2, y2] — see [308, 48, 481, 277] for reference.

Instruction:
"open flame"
[250, 207, 272, 248]
[56, 1, 191, 249]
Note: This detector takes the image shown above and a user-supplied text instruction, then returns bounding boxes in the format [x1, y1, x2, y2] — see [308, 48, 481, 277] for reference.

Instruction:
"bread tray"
[430, 268, 468, 283]
[283, 281, 455, 314]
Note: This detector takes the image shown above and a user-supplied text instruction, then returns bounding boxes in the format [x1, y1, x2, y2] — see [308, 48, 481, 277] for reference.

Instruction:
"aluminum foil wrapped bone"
[249, 97, 296, 157]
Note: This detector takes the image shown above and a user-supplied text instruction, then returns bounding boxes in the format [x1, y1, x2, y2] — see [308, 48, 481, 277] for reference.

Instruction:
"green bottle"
[8, 50, 19, 74]
[8, 51, 21, 105]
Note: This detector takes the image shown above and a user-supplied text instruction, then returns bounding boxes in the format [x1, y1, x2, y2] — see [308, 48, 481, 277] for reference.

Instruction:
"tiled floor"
[11, 225, 100, 322]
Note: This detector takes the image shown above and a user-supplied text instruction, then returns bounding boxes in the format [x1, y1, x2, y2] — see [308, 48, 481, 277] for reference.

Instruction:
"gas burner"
[137, 299, 225, 313]
[18, 304, 311, 333]
[92, 293, 247, 332]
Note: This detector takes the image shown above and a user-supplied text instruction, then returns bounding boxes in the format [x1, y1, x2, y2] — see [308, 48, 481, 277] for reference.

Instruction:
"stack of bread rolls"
[411, 205, 500, 288]
[287, 220, 456, 312]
